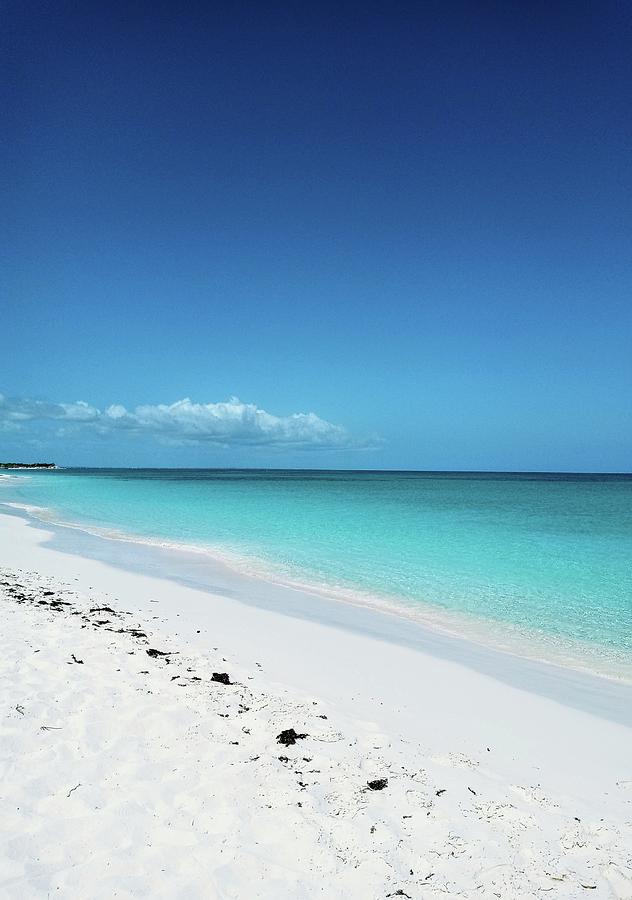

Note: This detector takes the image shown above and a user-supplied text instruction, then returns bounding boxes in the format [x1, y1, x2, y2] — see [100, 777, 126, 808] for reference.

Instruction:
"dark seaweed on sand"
[367, 778, 388, 791]
[277, 728, 308, 746]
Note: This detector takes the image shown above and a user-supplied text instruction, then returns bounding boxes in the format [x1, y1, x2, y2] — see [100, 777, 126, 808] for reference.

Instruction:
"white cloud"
[0, 393, 374, 450]
[0, 395, 99, 424]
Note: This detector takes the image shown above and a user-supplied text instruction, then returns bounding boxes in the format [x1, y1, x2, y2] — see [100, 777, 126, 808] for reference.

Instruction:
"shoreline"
[1, 509, 632, 897]
[0, 492, 632, 687]
[2, 502, 632, 726]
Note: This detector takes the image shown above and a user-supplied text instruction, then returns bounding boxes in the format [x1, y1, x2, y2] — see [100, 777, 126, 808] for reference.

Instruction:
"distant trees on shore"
[0, 462, 56, 469]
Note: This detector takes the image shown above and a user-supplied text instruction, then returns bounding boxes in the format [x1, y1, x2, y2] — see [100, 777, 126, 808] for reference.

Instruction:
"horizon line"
[19, 466, 632, 477]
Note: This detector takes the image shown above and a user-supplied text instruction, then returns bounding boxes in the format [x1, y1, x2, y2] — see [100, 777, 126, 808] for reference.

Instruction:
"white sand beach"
[1, 510, 631, 899]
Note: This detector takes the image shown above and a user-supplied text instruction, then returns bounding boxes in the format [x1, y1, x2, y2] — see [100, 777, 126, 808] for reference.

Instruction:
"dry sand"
[1, 511, 631, 898]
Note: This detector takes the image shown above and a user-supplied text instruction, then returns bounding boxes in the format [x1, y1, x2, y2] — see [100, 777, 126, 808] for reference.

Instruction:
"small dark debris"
[317, 714, 328, 719]
[435, 788, 446, 796]
[15, 704, 24, 715]
[386, 891, 411, 898]
[146, 648, 172, 659]
[467, 787, 477, 795]
[230, 741, 239, 746]
[117, 628, 147, 639]
[367, 778, 388, 791]
[90, 606, 117, 614]
[211, 672, 231, 685]
[71, 654, 84, 664]
[278, 755, 289, 763]
[277, 728, 308, 746]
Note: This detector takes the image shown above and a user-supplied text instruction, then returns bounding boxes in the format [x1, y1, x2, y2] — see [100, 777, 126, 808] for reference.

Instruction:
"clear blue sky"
[2, 1, 631, 470]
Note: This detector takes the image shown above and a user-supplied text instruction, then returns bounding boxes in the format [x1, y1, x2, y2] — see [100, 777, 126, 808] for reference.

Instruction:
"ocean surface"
[2, 468, 631, 679]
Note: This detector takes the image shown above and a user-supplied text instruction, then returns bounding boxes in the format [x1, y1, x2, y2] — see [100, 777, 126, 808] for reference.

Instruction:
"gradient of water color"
[2, 469, 631, 676]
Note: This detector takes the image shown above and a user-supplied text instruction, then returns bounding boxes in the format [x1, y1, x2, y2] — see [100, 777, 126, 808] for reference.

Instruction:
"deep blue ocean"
[2, 468, 631, 677]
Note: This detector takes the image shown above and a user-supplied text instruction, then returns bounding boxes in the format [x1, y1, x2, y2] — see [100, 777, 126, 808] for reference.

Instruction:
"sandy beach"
[1, 509, 631, 899]
[6, 0, 631, 894]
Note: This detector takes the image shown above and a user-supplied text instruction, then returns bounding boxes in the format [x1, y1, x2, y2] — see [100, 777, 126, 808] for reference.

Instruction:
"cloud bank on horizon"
[0, 393, 375, 451]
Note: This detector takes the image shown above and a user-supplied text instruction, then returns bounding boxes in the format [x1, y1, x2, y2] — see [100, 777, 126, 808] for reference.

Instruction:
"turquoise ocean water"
[2, 469, 631, 678]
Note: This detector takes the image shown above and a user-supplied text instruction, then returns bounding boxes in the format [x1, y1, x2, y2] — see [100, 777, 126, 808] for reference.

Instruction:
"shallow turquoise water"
[2, 469, 631, 670]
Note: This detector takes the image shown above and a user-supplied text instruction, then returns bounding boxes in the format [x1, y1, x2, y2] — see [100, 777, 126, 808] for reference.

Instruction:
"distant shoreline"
[0, 463, 57, 470]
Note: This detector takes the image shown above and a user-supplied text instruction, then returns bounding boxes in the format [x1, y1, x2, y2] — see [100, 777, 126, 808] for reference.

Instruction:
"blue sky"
[2, 1, 631, 470]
